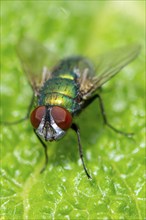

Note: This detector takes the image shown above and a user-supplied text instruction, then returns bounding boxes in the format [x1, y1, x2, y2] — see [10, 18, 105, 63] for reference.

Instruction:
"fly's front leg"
[34, 129, 48, 173]
[83, 94, 133, 137]
[71, 123, 91, 179]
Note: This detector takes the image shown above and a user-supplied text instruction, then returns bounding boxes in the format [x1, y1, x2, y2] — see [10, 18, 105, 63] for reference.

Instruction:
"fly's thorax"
[30, 105, 73, 141]
[38, 72, 81, 114]
[51, 70, 78, 80]
[44, 93, 81, 114]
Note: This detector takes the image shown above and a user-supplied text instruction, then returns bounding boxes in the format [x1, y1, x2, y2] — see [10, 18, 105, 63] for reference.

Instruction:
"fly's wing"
[78, 44, 141, 99]
[16, 37, 58, 93]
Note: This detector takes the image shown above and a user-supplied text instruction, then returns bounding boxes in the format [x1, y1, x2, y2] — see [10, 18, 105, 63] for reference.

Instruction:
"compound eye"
[30, 106, 46, 129]
[51, 106, 72, 130]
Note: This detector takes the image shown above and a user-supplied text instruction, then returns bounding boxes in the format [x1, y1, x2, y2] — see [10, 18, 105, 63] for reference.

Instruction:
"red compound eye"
[30, 106, 46, 129]
[51, 106, 72, 130]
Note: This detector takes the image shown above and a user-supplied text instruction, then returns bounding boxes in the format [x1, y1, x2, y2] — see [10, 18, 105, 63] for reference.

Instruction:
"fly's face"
[30, 106, 72, 141]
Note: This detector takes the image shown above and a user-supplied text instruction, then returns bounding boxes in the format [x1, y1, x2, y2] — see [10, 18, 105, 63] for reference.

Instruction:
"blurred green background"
[1, 1, 145, 219]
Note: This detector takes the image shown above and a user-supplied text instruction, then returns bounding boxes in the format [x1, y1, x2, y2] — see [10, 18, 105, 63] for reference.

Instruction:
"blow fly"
[7, 38, 140, 178]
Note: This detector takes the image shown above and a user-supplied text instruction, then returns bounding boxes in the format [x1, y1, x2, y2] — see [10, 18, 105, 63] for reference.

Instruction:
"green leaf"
[1, 1, 145, 219]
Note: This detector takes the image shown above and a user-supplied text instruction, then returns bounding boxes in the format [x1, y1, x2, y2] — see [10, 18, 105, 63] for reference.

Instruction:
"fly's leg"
[71, 123, 91, 179]
[83, 94, 133, 137]
[1, 93, 35, 125]
[34, 129, 48, 173]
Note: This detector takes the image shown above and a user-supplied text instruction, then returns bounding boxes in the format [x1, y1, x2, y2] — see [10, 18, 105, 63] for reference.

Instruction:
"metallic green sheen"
[42, 78, 77, 98]
[38, 72, 80, 114]
[52, 70, 77, 80]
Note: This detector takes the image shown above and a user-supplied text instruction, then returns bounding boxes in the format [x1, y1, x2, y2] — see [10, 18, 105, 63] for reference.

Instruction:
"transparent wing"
[94, 44, 141, 86]
[79, 44, 141, 99]
[17, 39, 140, 99]
[16, 37, 58, 92]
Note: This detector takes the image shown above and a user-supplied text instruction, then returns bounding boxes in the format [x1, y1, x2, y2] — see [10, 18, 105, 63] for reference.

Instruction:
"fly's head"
[30, 106, 72, 141]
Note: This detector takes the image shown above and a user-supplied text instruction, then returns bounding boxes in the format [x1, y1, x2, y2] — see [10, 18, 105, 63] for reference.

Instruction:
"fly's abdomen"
[39, 74, 80, 113]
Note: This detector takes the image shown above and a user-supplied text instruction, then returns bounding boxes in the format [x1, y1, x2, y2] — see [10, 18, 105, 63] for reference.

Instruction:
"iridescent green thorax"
[38, 71, 80, 114]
